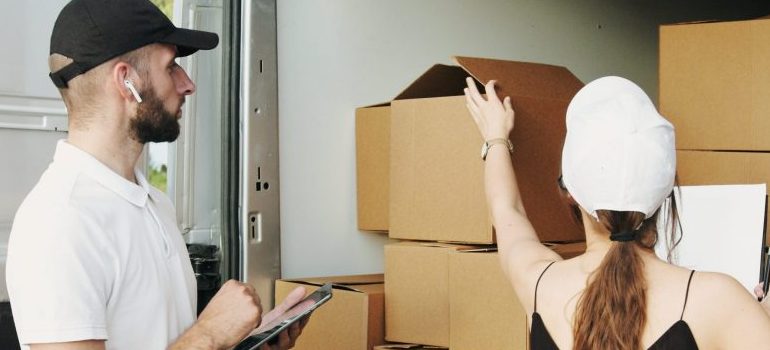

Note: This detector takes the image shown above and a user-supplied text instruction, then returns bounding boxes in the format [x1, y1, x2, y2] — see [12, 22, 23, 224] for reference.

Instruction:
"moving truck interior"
[2, 0, 769, 348]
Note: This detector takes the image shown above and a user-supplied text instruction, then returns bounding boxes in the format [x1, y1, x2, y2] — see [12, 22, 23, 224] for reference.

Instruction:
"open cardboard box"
[357, 56, 586, 243]
[660, 17, 770, 151]
[275, 274, 384, 350]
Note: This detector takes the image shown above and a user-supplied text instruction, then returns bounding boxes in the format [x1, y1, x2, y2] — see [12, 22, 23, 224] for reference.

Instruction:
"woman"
[463, 76, 770, 349]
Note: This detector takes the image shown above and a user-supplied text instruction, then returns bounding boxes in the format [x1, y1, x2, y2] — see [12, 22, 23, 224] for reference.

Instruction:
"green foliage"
[150, 0, 174, 19]
[149, 164, 168, 193]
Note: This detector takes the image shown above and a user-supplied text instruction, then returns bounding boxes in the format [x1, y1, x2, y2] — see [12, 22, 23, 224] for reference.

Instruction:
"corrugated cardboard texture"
[374, 344, 447, 350]
[384, 242, 476, 347]
[384, 241, 587, 349]
[660, 18, 770, 151]
[389, 57, 585, 243]
[677, 150, 770, 245]
[356, 106, 390, 231]
[275, 274, 384, 350]
[374, 344, 447, 349]
[449, 250, 527, 350]
[390, 96, 491, 242]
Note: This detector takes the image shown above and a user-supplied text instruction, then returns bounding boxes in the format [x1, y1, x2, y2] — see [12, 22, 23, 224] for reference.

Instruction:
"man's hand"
[258, 286, 309, 350]
[170, 279, 263, 350]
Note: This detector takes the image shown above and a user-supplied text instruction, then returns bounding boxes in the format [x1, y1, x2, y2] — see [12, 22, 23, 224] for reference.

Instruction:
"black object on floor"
[187, 244, 221, 315]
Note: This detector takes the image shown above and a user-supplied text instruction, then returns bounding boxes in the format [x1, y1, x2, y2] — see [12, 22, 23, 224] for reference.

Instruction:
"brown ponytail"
[571, 192, 681, 350]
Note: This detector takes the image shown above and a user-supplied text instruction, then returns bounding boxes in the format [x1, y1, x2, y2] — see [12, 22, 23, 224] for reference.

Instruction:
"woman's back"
[528, 250, 770, 349]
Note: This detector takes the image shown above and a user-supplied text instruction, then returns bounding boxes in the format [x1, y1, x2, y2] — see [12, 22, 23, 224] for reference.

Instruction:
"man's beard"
[129, 85, 181, 144]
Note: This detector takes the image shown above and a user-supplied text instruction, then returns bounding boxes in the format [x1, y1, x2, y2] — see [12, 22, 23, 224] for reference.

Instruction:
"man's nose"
[176, 68, 196, 96]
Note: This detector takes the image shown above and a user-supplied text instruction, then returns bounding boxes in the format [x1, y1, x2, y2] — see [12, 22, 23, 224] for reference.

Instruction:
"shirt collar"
[54, 140, 149, 207]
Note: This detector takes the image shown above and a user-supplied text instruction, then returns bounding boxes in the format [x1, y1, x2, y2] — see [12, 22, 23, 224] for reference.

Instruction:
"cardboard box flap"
[394, 64, 482, 101]
[661, 19, 720, 26]
[360, 101, 391, 108]
[457, 247, 498, 253]
[284, 274, 384, 293]
[662, 15, 770, 27]
[399, 241, 482, 250]
[393, 58, 583, 103]
[455, 56, 584, 102]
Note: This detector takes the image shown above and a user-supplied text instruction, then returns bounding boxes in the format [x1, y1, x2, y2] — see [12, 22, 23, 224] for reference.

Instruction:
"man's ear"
[112, 62, 136, 102]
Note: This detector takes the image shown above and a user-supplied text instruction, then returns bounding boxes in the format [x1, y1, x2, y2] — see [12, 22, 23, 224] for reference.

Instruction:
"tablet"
[234, 283, 333, 350]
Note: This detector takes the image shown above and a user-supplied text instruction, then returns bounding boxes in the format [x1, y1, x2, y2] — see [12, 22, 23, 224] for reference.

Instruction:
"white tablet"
[234, 283, 333, 350]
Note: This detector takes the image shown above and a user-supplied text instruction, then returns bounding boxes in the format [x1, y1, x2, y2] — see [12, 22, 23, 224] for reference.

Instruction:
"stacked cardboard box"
[355, 57, 588, 349]
[660, 17, 770, 244]
[383, 242, 585, 349]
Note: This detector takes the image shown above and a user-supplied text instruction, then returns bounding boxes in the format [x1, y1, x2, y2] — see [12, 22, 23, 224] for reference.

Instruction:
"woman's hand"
[463, 77, 514, 140]
[754, 282, 770, 315]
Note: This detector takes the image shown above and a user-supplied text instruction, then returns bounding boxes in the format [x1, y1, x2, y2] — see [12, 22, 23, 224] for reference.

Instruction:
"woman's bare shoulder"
[685, 270, 770, 347]
[689, 270, 751, 299]
[683, 270, 758, 316]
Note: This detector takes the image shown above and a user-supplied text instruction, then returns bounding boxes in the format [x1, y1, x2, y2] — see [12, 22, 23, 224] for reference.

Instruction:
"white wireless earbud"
[123, 79, 143, 103]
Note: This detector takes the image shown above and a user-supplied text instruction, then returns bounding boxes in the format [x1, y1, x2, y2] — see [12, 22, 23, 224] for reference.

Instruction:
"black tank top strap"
[680, 270, 696, 320]
[534, 261, 557, 313]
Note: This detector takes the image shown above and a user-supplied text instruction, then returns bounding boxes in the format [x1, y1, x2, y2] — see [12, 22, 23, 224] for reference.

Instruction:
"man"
[5, 0, 306, 349]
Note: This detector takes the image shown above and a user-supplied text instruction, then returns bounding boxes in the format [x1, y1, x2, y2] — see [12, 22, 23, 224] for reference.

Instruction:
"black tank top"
[530, 262, 699, 350]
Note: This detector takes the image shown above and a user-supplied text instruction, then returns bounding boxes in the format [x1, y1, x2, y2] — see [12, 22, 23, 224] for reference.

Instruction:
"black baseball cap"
[49, 0, 219, 88]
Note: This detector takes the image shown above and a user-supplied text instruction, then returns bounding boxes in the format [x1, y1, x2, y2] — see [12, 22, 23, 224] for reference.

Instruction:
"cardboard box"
[677, 150, 770, 244]
[660, 18, 770, 151]
[389, 57, 585, 243]
[275, 274, 384, 350]
[384, 242, 478, 346]
[384, 241, 585, 347]
[356, 105, 391, 231]
[449, 249, 527, 350]
[374, 344, 446, 350]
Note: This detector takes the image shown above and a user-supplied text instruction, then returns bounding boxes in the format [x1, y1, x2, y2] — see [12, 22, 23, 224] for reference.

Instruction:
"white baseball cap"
[561, 76, 675, 219]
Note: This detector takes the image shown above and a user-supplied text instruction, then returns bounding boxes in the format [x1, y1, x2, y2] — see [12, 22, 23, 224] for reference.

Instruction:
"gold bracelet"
[480, 138, 513, 160]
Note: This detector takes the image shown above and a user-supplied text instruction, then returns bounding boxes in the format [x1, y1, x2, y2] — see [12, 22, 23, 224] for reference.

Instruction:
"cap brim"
[161, 28, 219, 57]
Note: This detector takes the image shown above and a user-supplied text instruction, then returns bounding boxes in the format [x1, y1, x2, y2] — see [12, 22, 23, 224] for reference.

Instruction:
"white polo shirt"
[6, 140, 197, 349]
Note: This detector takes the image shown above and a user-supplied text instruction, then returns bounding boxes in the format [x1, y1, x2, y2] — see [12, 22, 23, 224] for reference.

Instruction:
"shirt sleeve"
[6, 205, 115, 345]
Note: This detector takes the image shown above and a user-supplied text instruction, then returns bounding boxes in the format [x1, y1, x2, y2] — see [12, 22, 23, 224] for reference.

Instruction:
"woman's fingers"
[465, 77, 484, 103]
[464, 76, 516, 138]
[464, 89, 480, 118]
[504, 96, 512, 113]
[485, 80, 500, 102]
